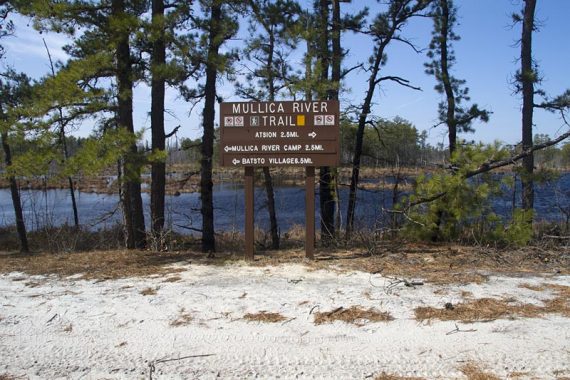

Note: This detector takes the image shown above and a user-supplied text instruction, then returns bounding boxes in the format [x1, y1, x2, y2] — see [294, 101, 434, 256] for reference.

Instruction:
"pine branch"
[165, 125, 181, 139]
[375, 75, 421, 91]
[401, 130, 570, 212]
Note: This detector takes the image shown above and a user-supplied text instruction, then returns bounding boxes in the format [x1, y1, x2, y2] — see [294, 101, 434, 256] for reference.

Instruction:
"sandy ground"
[0, 263, 569, 379]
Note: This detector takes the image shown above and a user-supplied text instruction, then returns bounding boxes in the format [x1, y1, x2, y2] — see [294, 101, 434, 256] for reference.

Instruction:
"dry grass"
[243, 311, 287, 323]
[313, 306, 393, 326]
[518, 283, 546, 292]
[541, 284, 570, 317]
[518, 283, 570, 317]
[415, 283, 570, 323]
[170, 309, 193, 327]
[140, 287, 158, 296]
[375, 373, 425, 380]
[0, 249, 195, 280]
[163, 275, 182, 283]
[415, 298, 544, 323]
[304, 244, 569, 284]
[0, 241, 568, 286]
[459, 362, 501, 380]
[0, 374, 17, 380]
[507, 372, 530, 379]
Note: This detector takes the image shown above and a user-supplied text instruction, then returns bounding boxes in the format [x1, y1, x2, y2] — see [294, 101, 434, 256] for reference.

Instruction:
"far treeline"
[0, 0, 569, 254]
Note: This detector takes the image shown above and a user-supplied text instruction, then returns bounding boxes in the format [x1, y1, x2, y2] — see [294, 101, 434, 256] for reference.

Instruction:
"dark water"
[1, 174, 569, 234]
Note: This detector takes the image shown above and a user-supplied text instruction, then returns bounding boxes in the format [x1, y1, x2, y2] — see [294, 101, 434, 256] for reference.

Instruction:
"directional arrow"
[224, 146, 230, 152]
[232, 159, 240, 165]
[308, 131, 317, 139]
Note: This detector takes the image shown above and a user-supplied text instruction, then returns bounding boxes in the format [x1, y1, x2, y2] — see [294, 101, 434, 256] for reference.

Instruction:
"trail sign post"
[220, 100, 340, 259]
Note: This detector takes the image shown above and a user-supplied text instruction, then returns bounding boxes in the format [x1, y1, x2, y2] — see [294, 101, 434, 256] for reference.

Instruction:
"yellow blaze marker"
[296, 114, 305, 126]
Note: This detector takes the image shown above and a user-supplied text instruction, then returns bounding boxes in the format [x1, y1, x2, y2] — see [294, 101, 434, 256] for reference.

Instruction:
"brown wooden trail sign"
[220, 100, 340, 260]
[220, 100, 340, 167]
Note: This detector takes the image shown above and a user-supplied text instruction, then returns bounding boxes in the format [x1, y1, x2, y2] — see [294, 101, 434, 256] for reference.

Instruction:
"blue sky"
[1, 0, 569, 147]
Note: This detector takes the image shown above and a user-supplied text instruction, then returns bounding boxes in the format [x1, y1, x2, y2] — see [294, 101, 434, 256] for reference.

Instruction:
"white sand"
[1, 263, 569, 379]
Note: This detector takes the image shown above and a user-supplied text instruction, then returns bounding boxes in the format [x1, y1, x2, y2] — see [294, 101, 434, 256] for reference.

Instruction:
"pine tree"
[146, 0, 191, 238]
[196, 0, 239, 253]
[292, 1, 365, 243]
[42, 39, 80, 228]
[425, 0, 488, 158]
[150, 0, 168, 237]
[14, 0, 148, 248]
[345, 0, 431, 239]
[236, 0, 302, 249]
[0, 70, 32, 253]
[516, 0, 537, 215]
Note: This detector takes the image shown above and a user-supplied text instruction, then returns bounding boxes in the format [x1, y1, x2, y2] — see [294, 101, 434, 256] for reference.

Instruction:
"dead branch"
[308, 305, 320, 315]
[446, 323, 477, 335]
[165, 125, 181, 139]
[375, 75, 422, 91]
[149, 354, 215, 380]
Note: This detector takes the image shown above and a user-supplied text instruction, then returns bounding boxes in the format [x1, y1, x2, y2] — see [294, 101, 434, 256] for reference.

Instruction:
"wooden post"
[305, 166, 315, 259]
[244, 166, 254, 260]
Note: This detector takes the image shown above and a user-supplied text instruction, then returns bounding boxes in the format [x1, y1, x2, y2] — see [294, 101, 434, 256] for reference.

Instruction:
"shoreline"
[2, 165, 565, 195]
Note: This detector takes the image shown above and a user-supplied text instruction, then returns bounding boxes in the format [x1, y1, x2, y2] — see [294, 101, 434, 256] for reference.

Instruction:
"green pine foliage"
[401, 142, 533, 246]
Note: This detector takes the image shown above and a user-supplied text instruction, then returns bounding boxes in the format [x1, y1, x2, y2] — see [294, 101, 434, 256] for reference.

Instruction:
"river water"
[0, 174, 569, 233]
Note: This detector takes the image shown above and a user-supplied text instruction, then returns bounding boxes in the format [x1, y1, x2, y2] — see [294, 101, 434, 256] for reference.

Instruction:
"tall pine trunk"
[521, 0, 536, 214]
[330, 0, 342, 236]
[113, 0, 146, 249]
[200, 2, 222, 253]
[432, 0, 455, 241]
[1, 130, 29, 253]
[439, 0, 457, 158]
[151, 0, 167, 236]
[263, 30, 279, 250]
[346, 45, 384, 239]
[345, 2, 428, 239]
[317, 0, 335, 244]
[63, 136, 79, 228]
[43, 39, 79, 228]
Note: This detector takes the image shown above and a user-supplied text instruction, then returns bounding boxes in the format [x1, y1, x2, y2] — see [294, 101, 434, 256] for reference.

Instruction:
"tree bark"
[438, 0, 457, 158]
[345, 2, 429, 239]
[317, 0, 335, 244]
[113, 0, 146, 249]
[43, 38, 79, 228]
[263, 28, 279, 250]
[200, 1, 222, 253]
[346, 41, 386, 239]
[151, 0, 167, 236]
[1, 130, 29, 253]
[521, 0, 536, 213]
